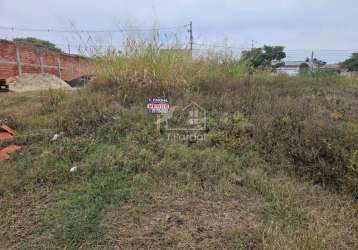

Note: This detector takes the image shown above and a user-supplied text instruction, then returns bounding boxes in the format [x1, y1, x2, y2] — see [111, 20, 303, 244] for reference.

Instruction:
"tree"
[13, 37, 61, 52]
[343, 53, 358, 72]
[241, 45, 286, 70]
[241, 48, 266, 68]
[263, 45, 286, 63]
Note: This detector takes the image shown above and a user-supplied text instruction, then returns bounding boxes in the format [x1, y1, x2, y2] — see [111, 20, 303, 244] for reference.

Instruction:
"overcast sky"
[1, 0, 357, 62]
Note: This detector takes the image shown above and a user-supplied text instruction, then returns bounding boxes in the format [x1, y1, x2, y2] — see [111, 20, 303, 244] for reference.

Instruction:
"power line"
[285, 49, 358, 52]
[47, 41, 357, 52]
[193, 42, 247, 50]
[2, 24, 356, 53]
[0, 24, 190, 33]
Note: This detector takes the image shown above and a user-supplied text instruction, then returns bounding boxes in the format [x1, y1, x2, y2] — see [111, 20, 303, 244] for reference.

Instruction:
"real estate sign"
[147, 97, 170, 114]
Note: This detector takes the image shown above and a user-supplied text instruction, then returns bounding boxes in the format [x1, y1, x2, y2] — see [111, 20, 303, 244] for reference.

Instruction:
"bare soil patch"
[7, 73, 72, 92]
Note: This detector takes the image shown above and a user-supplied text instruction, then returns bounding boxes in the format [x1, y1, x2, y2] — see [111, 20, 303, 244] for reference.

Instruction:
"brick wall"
[0, 39, 93, 81]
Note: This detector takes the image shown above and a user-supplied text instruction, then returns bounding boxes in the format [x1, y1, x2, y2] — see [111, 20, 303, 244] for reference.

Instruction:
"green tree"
[13, 37, 61, 52]
[343, 53, 358, 72]
[241, 45, 286, 70]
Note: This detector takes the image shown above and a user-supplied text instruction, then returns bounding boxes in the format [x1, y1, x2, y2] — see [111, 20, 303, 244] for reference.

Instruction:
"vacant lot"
[0, 50, 357, 249]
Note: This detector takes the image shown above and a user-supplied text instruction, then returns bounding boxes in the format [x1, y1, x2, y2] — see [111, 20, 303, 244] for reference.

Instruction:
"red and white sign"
[147, 97, 170, 114]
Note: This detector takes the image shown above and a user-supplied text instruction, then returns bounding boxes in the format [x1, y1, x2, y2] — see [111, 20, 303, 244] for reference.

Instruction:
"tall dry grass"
[90, 36, 248, 104]
[84, 38, 358, 197]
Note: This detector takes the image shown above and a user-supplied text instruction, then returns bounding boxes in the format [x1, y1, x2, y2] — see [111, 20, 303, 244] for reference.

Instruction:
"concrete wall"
[0, 39, 93, 81]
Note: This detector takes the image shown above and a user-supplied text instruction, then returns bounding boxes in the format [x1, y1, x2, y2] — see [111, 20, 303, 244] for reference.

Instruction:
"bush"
[183, 70, 358, 195]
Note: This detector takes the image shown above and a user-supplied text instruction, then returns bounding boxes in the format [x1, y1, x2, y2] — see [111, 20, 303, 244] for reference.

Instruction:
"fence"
[0, 39, 93, 81]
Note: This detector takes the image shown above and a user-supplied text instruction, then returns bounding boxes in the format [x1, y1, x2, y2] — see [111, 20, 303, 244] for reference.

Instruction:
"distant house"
[276, 61, 306, 76]
[276, 60, 343, 76]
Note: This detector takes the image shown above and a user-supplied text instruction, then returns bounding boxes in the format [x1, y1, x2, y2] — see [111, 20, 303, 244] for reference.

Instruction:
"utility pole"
[189, 21, 193, 57]
[68, 44, 71, 54]
[310, 50, 314, 70]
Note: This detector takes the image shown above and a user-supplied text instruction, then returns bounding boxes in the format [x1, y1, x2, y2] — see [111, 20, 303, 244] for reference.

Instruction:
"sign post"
[147, 97, 170, 133]
[156, 114, 161, 132]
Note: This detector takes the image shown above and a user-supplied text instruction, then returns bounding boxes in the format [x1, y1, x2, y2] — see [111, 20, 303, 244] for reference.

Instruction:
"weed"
[43, 172, 150, 248]
[0, 38, 357, 248]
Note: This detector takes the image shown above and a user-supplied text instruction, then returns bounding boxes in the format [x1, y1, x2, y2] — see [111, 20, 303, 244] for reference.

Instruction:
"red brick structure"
[0, 39, 93, 81]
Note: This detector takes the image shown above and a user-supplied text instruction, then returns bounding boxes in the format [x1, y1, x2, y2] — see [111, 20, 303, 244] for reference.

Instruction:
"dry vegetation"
[0, 41, 357, 249]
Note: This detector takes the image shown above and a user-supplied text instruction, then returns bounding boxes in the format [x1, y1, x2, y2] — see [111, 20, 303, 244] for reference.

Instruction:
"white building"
[276, 61, 306, 76]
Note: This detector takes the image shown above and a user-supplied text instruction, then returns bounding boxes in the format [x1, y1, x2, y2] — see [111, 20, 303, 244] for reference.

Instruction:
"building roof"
[283, 61, 306, 67]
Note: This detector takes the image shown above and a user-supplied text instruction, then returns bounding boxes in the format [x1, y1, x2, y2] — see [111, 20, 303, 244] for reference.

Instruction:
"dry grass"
[0, 41, 357, 249]
[0, 187, 54, 249]
[102, 167, 357, 250]
[105, 191, 263, 249]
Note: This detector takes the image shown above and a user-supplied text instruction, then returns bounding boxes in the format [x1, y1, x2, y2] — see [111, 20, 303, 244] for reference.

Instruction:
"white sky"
[1, 0, 357, 62]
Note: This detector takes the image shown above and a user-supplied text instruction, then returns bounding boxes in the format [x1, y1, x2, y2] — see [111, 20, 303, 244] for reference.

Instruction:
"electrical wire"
[1, 23, 356, 62]
[193, 42, 247, 50]
[0, 24, 189, 33]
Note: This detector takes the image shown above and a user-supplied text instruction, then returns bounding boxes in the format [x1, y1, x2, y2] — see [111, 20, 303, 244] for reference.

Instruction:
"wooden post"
[16, 46, 22, 75]
[156, 114, 161, 133]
